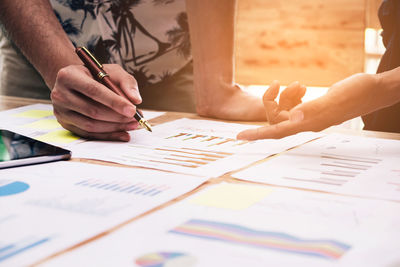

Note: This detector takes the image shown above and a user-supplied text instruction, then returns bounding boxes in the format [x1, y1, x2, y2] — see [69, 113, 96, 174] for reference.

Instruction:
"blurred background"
[236, 0, 383, 86]
[236, 0, 384, 129]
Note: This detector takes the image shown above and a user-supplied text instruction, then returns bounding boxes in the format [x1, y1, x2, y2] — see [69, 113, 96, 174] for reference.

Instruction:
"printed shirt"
[50, 0, 192, 88]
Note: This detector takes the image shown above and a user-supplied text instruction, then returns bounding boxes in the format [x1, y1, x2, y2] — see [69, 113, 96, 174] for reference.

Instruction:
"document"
[40, 182, 400, 267]
[0, 105, 320, 176]
[73, 118, 322, 176]
[233, 133, 400, 201]
[0, 161, 207, 266]
[0, 104, 164, 147]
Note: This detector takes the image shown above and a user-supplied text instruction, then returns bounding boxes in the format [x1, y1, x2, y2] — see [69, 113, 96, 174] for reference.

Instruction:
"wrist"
[41, 53, 82, 89]
[376, 67, 400, 106]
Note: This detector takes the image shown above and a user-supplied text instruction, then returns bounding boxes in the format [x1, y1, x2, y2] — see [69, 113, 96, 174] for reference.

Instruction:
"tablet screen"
[0, 129, 71, 168]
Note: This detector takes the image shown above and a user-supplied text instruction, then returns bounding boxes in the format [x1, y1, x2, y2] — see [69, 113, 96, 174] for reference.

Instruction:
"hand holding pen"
[50, 47, 149, 141]
[76, 47, 152, 132]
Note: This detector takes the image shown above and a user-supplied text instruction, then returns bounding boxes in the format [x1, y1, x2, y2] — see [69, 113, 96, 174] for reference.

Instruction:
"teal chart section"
[0, 181, 30, 197]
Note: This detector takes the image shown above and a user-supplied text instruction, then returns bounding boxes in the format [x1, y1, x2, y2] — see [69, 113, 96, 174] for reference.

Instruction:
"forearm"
[325, 67, 400, 124]
[0, 0, 81, 88]
[375, 66, 400, 108]
[186, 0, 236, 115]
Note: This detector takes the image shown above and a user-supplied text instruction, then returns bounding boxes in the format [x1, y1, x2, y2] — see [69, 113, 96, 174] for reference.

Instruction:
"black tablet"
[0, 129, 71, 169]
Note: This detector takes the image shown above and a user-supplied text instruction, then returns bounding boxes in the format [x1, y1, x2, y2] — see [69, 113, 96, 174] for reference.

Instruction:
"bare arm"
[0, 0, 142, 141]
[186, 0, 266, 121]
[237, 68, 400, 140]
[0, 0, 79, 87]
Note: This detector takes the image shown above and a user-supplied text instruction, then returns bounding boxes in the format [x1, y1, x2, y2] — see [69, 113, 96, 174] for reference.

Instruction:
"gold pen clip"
[80, 46, 103, 69]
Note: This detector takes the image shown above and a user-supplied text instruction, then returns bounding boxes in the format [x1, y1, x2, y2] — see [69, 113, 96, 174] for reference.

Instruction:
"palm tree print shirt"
[51, 0, 192, 88]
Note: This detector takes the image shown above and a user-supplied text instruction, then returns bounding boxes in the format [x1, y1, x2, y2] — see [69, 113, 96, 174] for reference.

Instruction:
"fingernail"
[119, 133, 130, 142]
[132, 88, 142, 102]
[290, 110, 304, 122]
[237, 132, 247, 140]
[123, 106, 135, 117]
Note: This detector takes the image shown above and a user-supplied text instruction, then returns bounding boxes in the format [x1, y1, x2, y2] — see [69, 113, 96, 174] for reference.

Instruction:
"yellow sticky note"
[13, 110, 53, 119]
[36, 130, 80, 144]
[23, 119, 61, 130]
[190, 183, 272, 210]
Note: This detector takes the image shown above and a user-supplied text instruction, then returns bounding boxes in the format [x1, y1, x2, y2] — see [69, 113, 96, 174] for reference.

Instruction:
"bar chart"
[120, 144, 233, 170]
[165, 132, 249, 148]
[75, 179, 170, 197]
[282, 152, 381, 187]
[233, 133, 400, 200]
[27, 178, 173, 216]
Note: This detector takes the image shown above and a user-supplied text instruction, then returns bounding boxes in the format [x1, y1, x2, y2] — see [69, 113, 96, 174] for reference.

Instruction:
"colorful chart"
[166, 132, 249, 147]
[170, 219, 351, 260]
[127, 144, 232, 169]
[135, 252, 196, 267]
[0, 181, 30, 197]
[75, 179, 169, 197]
[12, 109, 53, 119]
[36, 129, 80, 144]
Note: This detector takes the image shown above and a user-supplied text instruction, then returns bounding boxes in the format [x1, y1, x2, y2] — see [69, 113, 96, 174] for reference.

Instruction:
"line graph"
[170, 219, 351, 260]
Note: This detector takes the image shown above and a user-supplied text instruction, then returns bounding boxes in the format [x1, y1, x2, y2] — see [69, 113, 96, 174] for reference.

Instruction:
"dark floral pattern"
[51, 0, 191, 88]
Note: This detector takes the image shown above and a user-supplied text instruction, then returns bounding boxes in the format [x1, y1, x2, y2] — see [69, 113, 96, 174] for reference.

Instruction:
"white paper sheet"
[233, 133, 400, 201]
[0, 105, 321, 176]
[72, 118, 322, 176]
[0, 104, 164, 148]
[40, 182, 400, 267]
[0, 161, 207, 266]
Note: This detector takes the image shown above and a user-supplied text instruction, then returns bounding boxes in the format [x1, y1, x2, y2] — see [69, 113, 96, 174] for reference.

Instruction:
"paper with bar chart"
[233, 133, 400, 201]
[40, 183, 400, 267]
[73, 118, 321, 176]
[0, 104, 164, 148]
[0, 161, 207, 266]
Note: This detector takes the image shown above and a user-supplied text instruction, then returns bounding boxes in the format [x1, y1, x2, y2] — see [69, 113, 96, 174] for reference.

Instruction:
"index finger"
[263, 81, 283, 124]
[60, 66, 137, 117]
[263, 81, 280, 102]
[104, 64, 142, 105]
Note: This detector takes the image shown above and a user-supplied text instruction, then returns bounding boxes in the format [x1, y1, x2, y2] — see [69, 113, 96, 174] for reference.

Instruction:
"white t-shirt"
[50, 0, 191, 87]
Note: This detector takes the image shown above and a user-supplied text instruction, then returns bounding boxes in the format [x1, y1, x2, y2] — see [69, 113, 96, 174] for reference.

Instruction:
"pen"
[75, 46, 152, 132]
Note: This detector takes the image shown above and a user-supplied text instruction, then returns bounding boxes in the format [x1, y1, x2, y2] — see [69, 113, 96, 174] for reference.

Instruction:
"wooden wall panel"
[366, 0, 382, 29]
[235, 0, 366, 86]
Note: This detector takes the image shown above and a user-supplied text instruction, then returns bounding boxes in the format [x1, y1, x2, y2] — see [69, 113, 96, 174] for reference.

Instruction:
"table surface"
[2, 95, 400, 265]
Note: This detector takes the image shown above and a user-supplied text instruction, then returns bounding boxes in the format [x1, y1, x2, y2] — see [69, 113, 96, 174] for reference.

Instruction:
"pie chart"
[135, 252, 196, 267]
[0, 181, 30, 196]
